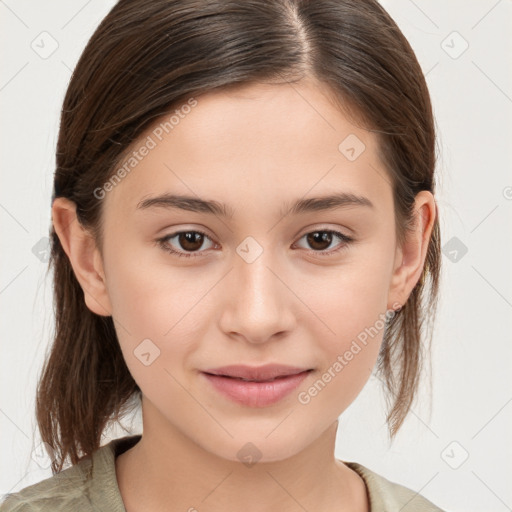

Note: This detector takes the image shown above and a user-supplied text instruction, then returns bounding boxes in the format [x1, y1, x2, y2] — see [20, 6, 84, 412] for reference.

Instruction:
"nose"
[218, 249, 296, 344]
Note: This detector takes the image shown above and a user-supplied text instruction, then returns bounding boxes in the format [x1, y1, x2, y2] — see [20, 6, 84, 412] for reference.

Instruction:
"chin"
[195, 424, 320, 466]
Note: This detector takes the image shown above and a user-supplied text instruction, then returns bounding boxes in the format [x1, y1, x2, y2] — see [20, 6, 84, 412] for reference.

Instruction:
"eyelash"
[155, 228, 354, 259]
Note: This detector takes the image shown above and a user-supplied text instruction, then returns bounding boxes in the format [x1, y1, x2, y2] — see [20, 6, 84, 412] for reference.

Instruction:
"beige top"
[0, 435, 445, 511]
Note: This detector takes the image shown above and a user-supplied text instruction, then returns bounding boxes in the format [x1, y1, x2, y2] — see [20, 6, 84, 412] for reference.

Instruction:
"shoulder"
[0, 435, 140, 512]
[344, 461, 446, 512]
[0, 459, 95, 512]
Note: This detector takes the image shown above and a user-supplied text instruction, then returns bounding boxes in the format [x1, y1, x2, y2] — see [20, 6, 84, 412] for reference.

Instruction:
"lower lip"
[201, 371, 311, 407]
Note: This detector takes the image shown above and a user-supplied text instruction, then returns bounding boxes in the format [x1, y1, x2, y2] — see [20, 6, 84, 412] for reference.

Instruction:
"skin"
[52, 77, 436, 511]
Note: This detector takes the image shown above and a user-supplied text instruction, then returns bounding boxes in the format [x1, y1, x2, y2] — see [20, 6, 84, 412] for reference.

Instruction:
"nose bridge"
[236, 242, 282, 313]
[221, 239, 294, 343]
[237, 250, 277, 303]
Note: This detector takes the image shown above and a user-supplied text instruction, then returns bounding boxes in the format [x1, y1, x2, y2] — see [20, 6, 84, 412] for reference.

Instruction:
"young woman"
[1, 0, 444, 510]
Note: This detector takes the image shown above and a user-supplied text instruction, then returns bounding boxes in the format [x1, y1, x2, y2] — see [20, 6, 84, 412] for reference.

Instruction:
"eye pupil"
[179, 232, 204, 251]
[307, 231, 333, 251]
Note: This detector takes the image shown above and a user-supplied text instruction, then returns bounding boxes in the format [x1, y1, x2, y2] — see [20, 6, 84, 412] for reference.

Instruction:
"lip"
[201, 364, 313, 407]
[203, 364, 311, 381]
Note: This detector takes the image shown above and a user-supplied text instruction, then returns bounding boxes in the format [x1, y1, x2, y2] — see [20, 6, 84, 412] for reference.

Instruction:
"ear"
[51, 197, 113, 317]
[387, 191, 437, 310]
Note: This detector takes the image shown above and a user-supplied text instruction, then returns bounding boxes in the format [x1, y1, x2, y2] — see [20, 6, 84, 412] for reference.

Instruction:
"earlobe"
[51, 197, 113, 317]
[387, 191, 436, 310]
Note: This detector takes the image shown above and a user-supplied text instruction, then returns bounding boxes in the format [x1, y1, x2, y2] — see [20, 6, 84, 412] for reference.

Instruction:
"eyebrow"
[136, 192, 374, 218]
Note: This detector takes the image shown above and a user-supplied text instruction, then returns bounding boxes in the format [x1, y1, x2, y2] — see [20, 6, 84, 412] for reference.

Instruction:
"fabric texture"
[0, 434, 445, 511]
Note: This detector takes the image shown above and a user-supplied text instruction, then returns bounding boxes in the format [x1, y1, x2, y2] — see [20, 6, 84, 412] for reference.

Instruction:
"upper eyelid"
[162, 220, 353, 235]
[158, 226, 353, 251]
[160, 225, 351, 240]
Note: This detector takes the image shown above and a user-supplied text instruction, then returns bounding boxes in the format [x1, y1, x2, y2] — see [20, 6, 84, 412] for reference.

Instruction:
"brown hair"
[38, 0, 441, 474]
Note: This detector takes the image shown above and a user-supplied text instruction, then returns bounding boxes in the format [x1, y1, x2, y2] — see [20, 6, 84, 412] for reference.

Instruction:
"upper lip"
[202, 364, 312, 381]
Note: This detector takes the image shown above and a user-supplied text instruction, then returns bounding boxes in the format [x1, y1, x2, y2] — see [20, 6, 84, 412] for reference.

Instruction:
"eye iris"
[307, 231, 332, 251]
[179, 232, 204, 251]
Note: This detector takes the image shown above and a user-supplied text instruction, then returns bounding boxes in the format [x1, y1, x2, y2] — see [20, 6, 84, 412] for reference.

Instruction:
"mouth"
[200, 365, 313, 407]
[203, 373, 306, 382]
[202, 364, 313, 381]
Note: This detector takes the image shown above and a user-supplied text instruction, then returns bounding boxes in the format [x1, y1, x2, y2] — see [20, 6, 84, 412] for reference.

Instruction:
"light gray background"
[1, 1, 511, 510]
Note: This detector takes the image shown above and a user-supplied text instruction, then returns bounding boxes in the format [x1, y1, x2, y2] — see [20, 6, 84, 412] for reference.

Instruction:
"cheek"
[305, 252, 392, 344]
[299, 254, 393, 408]
[104, 239, 207, 337]
[103, 245, 209, 382]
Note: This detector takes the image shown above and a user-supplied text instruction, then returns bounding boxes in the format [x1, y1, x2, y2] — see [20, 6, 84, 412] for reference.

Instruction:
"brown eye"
[177, 232, 205, 252]
[156, 230, 215, 258]
[295, 229, 354, 256]
[305, 231, 334, 251]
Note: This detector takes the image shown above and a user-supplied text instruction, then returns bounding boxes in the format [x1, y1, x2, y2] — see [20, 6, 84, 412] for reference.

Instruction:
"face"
[82, 78, 410, 462]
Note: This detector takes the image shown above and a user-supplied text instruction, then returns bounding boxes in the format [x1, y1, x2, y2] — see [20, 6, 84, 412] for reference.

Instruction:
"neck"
[115, 399, 368, 512]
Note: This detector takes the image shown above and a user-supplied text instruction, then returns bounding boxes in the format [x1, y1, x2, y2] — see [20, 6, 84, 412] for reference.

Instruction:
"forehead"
[104, 79, 390, 218]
